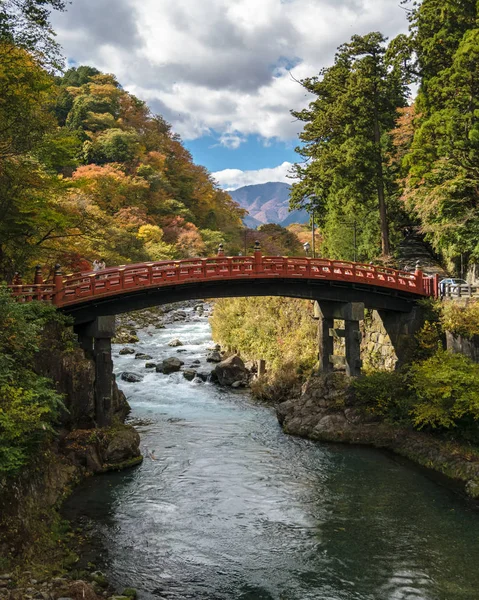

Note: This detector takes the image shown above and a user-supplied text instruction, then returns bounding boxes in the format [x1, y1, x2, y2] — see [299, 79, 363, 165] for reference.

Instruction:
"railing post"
[53, 264, 64, 306]
[34, 265, 43, 285]
[13, 272, 22, 285]
[254, 240, 262, 273]
[414, 261, 424, 294]
[34, 265, 44, 300]
[434, 273, 440, 298]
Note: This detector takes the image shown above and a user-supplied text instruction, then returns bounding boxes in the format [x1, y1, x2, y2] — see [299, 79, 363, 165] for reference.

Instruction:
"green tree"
[401, 3, 479, 266]
[291, 33, 407, 259]
[0, 0, 66, 66]
[0, 286, 68, 475]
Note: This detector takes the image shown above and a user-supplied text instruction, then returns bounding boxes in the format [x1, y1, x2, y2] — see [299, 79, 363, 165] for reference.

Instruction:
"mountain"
[229, 182, 309, 227]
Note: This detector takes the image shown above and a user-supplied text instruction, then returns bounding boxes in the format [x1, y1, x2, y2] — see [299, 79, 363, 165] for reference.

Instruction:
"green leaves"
[402, 16, 479, 263]
[291, 33, 407, 260]
[410, 350, 479, 430]
[0, 286, 68, 475]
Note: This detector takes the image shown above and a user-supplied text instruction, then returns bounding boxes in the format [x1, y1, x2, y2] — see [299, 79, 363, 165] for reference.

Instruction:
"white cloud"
[218, 132, 247, 149]
[52, 0, 409, 142]
[213, 161, 295, 189]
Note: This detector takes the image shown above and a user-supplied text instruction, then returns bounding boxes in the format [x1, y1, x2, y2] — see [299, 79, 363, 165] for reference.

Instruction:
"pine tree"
[291, 33, 407, 259]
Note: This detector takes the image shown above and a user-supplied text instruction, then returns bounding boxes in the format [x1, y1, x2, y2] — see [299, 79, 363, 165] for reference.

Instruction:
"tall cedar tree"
[290, 33, 407, 259]
[401, 0, 479, 265]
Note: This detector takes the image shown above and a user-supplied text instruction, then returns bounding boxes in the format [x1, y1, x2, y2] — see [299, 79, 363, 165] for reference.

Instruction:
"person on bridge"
[93, 258, 106, 271]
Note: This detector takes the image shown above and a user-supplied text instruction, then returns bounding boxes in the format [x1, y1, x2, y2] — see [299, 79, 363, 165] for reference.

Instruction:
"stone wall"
[446, 331, 479, 363]
[329, 310, 398, 371]
[361, 310, 397, 370]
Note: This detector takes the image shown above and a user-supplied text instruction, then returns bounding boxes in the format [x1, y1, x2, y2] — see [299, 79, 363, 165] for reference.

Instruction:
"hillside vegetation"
[0, 11, 248, 281]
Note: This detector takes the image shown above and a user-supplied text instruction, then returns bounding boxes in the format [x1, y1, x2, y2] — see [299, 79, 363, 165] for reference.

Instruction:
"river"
[64, 305, 479, 600]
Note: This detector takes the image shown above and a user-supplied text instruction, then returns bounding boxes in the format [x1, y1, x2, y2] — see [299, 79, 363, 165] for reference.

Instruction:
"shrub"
[409, 350, 479, 431]
[0, 286, 69, 475]
[352, 370, 413, 423]
[250, 366, 302, 404]
[442, 300, 479, 339]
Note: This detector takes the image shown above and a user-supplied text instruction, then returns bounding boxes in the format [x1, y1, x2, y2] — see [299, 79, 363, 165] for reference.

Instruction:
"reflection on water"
[64, 308, 479, 600]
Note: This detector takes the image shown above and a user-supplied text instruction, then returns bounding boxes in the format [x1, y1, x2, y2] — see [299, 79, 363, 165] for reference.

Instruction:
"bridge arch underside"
[62, 277, 421, 324]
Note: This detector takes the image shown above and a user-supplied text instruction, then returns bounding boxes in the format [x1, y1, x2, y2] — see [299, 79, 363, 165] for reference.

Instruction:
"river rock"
[145, 362, 156, 369]
[190, 359, 201, 366]
[104, 426, 141, 466]
[168, 339, 183, 347]
[156, 357, 184, 374]
[183, 369, 197, 381]
[213, 355, 249, 386]
[173, 311, 187, 321]
[206, 350, 222, 363]
[119, 347, 135, 355]
[135, 353, 153, 360]
[120, 372, 143, 383]
[114, 331, 139, 344]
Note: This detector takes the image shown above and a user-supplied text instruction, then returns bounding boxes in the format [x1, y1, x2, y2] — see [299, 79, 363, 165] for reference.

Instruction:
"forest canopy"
[291, 0, 479, 274]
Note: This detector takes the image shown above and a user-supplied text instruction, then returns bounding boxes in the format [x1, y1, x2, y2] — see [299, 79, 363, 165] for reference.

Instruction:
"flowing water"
[64, 306, 479, 600]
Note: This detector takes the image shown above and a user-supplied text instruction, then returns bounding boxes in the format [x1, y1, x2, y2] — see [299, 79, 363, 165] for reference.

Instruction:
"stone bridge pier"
[74, 316, 117, 427]
[314, 301, 425, 376]
[315, 301, 364, 377]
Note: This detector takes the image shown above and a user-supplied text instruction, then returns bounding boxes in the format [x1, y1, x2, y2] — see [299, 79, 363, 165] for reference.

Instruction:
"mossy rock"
[465, 478, 479, 499]
[122, 588, 138, 598]
[90, 571, 108, 588]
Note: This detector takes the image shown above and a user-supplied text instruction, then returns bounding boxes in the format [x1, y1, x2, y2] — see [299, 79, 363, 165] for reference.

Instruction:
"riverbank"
[0, 308, 144, 598]
[0, 302, 214, 599]
[276, 371, 479, 500]
[0, 436, 142, 600]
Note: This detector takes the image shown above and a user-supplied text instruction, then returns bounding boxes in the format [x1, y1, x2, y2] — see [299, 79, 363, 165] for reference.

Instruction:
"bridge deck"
[10, 254, 438, 320]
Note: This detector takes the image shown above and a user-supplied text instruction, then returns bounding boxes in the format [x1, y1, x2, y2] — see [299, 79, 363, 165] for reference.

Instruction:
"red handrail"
[9, 253, 437, 307]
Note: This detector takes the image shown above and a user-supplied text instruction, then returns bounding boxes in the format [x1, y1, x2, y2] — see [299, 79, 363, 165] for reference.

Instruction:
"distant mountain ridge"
[229, 182, 308, 228]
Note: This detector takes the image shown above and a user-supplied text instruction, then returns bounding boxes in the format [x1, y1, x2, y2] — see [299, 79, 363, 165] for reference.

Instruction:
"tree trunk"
[373, 105, 390, 256]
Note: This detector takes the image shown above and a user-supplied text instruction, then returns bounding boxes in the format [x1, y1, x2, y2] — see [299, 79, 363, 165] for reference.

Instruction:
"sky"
[51, 0, 410, 190]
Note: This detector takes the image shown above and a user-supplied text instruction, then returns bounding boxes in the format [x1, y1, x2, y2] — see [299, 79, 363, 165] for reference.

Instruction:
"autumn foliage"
[0, 59, 246, 279]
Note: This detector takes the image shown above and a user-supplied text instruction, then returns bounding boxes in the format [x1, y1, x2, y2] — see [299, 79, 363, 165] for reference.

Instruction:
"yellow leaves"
[442, 300, 479, 338]
[211, 297, 317, 374]
[137, 224, 164, 244]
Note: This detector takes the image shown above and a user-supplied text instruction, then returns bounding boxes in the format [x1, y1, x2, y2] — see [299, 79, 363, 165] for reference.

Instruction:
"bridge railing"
[9, 252, 438, 307]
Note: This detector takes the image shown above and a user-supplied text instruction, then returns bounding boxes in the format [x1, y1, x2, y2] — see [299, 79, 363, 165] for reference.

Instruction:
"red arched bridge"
[11, 245, 438, 324]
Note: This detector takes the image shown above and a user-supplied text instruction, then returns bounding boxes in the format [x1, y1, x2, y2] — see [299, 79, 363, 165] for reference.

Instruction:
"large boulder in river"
[121, 372, 143, 383]
[135, 352, 153, 360]
[168, 338, 183, 347]
[183, 369, 197, 381]
[213, 355, 249, 387]
[156, 357, 184, 374]
[119, 347, 135, 355]
[206, 350, 222, 363]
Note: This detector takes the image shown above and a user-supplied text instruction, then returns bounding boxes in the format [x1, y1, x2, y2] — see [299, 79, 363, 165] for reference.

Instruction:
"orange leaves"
[71, 164, 149, 214]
